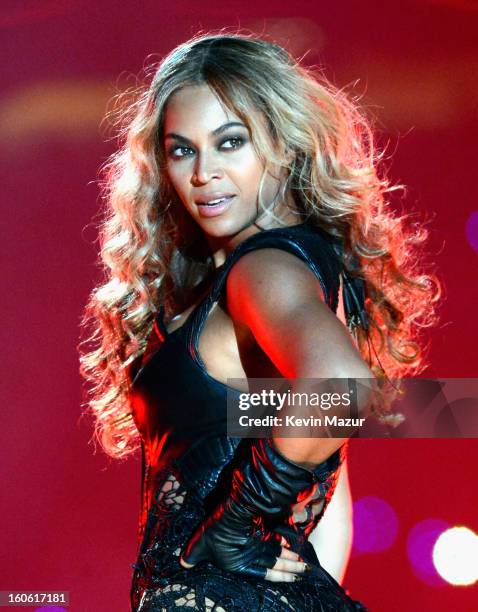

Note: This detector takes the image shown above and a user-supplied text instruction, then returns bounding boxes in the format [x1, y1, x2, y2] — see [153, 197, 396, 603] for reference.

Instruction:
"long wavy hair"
[78, 32, 441, 460]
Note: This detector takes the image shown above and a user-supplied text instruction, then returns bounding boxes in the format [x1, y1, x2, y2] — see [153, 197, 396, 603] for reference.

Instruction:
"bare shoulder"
[225, 247, 326, 320]
[225, 247, 371, 379]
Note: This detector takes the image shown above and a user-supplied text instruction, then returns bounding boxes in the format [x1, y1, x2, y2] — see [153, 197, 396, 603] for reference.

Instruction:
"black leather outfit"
[129, 219, 369, 611]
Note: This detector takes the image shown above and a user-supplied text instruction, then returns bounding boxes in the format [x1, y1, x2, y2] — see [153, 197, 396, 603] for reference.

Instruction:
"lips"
[195, 193, 236, 206]
[196, 195, 236, 218]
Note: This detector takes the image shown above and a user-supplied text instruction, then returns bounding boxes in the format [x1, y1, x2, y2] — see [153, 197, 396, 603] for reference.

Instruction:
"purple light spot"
[33, 608, 67, 612]
[465, 211, 478, 253]
[407, 518, 450, 586]
[352, 496, 399, 555]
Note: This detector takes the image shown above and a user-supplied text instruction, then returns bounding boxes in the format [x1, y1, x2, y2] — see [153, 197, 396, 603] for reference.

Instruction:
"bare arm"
[226, 247, 374, 466]
[307, 457, 353, 585]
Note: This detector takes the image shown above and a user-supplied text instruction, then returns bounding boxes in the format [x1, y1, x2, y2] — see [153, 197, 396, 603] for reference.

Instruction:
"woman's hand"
[179, 512, 311, 583]
[178, 437, 330, 584]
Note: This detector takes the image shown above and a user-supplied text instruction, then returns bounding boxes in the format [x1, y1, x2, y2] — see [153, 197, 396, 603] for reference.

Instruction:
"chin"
[196, 216, 238, 236]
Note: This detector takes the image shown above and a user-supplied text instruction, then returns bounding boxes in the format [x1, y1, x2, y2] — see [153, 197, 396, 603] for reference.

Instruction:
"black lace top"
[129, 220, 368, 611]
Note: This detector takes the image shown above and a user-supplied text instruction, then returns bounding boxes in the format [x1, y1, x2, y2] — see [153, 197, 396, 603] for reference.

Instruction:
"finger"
[271, 557, 308, 574]
[264, 568, 303, 583]
[255, 540, 306, 572]
[277, 534, 303, 560]
[179, 556, 195, 569]
[279, 546, 301, 562]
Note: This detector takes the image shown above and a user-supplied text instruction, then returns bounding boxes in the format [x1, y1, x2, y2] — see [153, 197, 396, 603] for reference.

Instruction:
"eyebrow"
[164, 121, 247, 143]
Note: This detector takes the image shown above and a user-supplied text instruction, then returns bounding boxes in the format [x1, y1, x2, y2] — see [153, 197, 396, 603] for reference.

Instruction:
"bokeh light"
[352, 496, 399, 554]
[465, 212, 478, 253]
[407, 518, 450, 586]
[433, 526, 478, 586]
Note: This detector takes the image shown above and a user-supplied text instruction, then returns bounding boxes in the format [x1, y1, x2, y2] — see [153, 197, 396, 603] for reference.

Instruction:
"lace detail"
[130, 463, 368, 611]
[287, 445, 346, 539]
[158, 474, 185, 512]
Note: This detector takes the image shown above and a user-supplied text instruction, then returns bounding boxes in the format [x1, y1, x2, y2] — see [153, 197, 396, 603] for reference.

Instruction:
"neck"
[208, 197, 304, 270]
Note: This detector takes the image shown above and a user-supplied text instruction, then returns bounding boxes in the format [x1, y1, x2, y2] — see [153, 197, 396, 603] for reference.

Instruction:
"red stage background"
[1, 1, 477, 610]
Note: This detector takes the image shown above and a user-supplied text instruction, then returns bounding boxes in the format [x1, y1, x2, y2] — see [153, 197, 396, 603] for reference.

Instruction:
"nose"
[191, 152, 223, 185]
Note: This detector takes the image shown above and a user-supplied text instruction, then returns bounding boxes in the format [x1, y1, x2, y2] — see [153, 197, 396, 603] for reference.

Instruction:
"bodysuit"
[129, 219, 368, 611]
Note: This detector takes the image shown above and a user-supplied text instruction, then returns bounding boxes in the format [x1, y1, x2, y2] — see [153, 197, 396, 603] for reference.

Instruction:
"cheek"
[166, 163, 190, 199]
[229, 151, 265, 191]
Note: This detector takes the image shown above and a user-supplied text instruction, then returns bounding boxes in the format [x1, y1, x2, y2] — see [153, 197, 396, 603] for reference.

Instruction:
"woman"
[79, 33, 440, 611]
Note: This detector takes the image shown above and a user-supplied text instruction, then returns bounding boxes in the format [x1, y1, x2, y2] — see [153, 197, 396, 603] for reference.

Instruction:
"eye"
[168, 145, 194, 159]
[219, 136, 245, 150]
[167, 136, 246, 159]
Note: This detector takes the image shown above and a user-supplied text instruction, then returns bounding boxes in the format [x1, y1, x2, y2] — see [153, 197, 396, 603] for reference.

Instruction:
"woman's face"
[163, 84, 288, 244]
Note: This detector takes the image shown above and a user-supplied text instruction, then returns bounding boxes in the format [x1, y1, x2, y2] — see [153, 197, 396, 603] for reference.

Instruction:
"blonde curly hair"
[78, 32, 441, 460]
